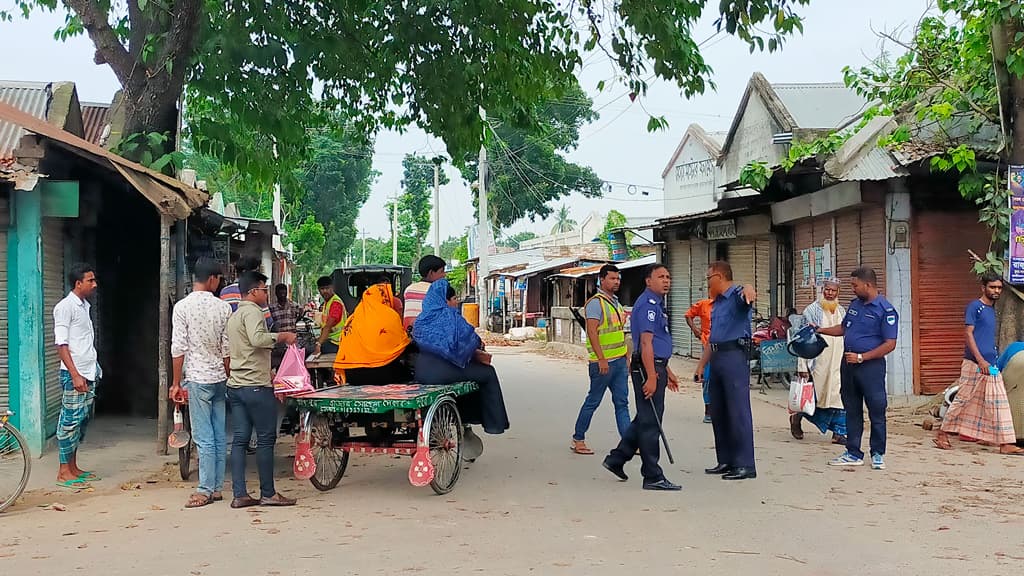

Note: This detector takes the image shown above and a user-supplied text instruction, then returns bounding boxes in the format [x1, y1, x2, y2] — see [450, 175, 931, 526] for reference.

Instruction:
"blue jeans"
[574, 357, 631, 441]
[185, 381, 227, 496]
[227, 386, 278, 499]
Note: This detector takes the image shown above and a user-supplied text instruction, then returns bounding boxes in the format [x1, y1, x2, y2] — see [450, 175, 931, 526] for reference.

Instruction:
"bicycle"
[0, 411, 31, 513]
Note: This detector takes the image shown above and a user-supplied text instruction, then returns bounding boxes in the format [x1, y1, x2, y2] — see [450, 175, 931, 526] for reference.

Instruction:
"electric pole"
[477, 110, 490, 328]
[432, 157, 442, 256]
[392, 195, 399, 266]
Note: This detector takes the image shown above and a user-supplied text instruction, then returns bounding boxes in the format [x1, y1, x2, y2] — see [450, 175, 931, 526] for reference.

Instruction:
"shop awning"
[549, 254, 657, 279]
[508, 257, 584, 279]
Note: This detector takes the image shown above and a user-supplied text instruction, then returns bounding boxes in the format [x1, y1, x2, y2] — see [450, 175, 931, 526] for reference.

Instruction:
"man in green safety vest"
[571, 264, 632, 455]
[315, 275, 347, 356]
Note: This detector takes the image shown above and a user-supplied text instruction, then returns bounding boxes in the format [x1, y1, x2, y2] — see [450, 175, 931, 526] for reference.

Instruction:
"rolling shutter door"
[914, 211, 990, 394]
[754, 237, 771, 320]
[668, 240, 692, 356]
[792, 219, 833, 312]
[835, 211, 861, 289]
[0, 231, 7, 411]
[43, 219, 65, 435]
[859, 204, 887, 293]
[689, 239, 709, 357]
[728, 240, 757, 325]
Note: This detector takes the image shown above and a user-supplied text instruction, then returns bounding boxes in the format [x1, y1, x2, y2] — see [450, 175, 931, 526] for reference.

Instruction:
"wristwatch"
[857, 353, 864, 364]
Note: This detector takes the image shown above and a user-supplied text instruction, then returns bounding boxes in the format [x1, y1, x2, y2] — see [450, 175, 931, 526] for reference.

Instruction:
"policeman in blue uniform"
[602, 264, 682, 491]
[702, 261, 758, 480]
[816, 266, 897, 470]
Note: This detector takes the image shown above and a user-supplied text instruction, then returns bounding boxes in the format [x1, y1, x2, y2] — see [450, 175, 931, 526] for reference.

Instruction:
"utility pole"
[477, 110, 490, 328]
[432, 158, 442, 256]
[391, 198, 399, 265]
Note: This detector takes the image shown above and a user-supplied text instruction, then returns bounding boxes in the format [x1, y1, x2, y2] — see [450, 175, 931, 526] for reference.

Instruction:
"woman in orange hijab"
[333, 277, 412, 385]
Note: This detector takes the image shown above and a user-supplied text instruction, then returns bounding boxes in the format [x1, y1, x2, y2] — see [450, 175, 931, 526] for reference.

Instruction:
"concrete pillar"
[885, 182, 914, 397]
[8, 188, 46, 456]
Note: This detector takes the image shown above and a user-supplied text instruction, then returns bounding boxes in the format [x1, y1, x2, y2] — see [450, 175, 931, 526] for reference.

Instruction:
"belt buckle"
[710, 343, 719, 352]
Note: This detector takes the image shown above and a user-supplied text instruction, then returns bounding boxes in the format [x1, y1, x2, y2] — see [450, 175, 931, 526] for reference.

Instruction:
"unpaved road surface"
[2, 348, 1023, 575]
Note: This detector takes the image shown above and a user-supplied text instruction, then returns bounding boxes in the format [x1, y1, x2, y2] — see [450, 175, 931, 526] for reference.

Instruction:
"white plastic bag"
[788, 376, 816, 417]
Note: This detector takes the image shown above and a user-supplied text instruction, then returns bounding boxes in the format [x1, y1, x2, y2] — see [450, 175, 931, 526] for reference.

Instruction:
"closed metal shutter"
[43, 219, 65, 435]
[835, 210, 862, 290]
[689, 238, 709, 357]
[754, 237, 771, 320]
[0, 230, 8, 411]
[914, 210, 990, 394]
[859, 204, 887, 293]
[668, 240, 692, 356]
[728, 239, 757, 324]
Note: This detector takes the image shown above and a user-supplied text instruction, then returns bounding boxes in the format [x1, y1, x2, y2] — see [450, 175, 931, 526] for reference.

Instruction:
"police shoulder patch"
[886, 314, 896, 326]
[647, 310, 656, 322]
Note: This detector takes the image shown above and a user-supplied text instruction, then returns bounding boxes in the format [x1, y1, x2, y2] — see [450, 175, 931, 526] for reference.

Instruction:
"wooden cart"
[289, 382, 480, 495]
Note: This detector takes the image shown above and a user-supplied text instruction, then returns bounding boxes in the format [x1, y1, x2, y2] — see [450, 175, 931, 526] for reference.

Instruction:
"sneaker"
[702, 414, 712, 424]
[828, 451, 864, 467]
[871, 453, 886, 470]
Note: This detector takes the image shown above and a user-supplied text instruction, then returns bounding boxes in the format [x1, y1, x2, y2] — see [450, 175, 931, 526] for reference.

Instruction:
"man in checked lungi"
[934, 271, 1024, 455]
[53, 263, 101, 489]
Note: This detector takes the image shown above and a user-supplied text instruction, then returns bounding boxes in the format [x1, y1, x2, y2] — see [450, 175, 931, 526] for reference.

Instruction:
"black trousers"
[606, 360, 668, 482]
[708, 348, 756, 469]
[414, 351, 510, 434]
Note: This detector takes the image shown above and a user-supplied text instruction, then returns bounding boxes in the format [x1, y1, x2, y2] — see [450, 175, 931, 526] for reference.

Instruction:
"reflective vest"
[321, 294, 347, 345]
[585, 292, 628, 362]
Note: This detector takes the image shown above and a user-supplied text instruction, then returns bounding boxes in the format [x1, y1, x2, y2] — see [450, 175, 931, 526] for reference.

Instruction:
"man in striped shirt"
[220, 256, 272, 328]
[403, 255, 447, 331]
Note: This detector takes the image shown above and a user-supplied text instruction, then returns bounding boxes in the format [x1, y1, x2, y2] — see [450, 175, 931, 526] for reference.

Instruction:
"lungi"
[56, 370, 96, 464]
[941, 360, 1016, 445]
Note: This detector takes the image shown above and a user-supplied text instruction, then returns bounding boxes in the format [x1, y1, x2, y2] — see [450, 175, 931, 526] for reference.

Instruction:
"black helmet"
[787, 324, 828, 360]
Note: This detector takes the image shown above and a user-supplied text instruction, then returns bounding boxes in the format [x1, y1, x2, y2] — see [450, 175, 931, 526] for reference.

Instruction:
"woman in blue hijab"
[413, 280, 509, 435]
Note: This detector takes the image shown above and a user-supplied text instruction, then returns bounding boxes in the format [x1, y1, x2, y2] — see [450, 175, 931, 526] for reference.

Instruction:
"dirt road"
[2, 348, 1023, 575]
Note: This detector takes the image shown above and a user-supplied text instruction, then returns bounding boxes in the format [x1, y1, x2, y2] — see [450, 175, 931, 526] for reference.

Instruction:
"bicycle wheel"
[0, 424, 31, 513]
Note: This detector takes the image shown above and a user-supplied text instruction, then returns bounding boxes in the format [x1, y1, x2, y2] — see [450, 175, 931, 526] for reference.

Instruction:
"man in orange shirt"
[685, 299, 713, 423]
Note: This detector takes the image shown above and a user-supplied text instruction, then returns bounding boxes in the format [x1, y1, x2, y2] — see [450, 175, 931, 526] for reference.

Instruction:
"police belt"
[631, 354, 669, 366]
[709, 339, 750, 353]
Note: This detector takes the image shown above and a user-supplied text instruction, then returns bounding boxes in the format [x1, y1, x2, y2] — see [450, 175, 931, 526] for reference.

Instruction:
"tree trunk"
[994, 18, 1024, 348]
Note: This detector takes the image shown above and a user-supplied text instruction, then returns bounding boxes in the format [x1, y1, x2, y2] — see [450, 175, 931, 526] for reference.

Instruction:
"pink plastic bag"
[274, 344, 314, 397]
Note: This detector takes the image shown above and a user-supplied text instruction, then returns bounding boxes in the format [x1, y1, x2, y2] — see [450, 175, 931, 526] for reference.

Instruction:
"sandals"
[55, 478, 91, 490]
[999, 445, 1024, 455]
[933, 437, 953, 450]
[78, 471, 100, 481]
[570, 440, 594, 455]
[186, 493, 214, 508]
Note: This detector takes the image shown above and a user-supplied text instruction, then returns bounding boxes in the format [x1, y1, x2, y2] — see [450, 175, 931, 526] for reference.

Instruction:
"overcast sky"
[0, 1, 932, 243]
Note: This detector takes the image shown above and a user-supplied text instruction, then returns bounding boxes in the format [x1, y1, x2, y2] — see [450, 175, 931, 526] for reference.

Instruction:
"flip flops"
[77, 471, 100, 481]
[55, 478, 91, 490]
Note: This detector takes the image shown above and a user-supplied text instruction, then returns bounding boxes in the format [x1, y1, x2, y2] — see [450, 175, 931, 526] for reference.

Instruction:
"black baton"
[634, 359, 675, 464]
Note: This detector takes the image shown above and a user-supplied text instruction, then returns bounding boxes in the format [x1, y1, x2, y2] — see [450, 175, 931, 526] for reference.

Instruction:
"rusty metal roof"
[0, 81, 52, 159]
[80, 102, 111, 146]
[0, 100, 208, 218]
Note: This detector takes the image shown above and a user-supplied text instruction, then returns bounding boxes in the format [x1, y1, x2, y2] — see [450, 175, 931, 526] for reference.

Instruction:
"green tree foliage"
[398, 155, 450, 262]
[550, 205, 577, 234]
[842, 0, 1024, 275]
[448, 238, 469, 293]
[287, 215, 327, 288]
[290, 128, 377, 271]
[4, 0, 811, 179]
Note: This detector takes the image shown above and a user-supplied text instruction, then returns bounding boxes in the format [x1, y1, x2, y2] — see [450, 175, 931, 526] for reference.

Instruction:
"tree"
[497, 231, 538, 250]
[291, 128, 377, 270]
[842, 0, 1024, 342]
[4, 1, 811, 176]
[551, 205, 577, 234]
[448, 238, 469, 294]
[461, 82, 604, 227]
[398, 155, 449, 262]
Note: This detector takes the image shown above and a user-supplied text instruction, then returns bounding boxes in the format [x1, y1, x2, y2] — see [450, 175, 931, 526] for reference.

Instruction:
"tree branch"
[62, 0, 134, 86]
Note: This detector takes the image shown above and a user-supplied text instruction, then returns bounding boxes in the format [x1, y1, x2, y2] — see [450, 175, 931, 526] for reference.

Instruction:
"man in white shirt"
[53, 263, 99, 489]
[170, 258, 233, 508]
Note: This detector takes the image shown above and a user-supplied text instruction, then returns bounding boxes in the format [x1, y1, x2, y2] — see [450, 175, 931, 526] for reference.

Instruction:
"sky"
[0, 1, 933, 244]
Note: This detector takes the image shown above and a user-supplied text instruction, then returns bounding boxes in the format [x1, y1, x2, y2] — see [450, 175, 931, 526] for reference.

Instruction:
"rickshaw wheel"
[309, 413, 349, 491]
[423, 396, 463, 495]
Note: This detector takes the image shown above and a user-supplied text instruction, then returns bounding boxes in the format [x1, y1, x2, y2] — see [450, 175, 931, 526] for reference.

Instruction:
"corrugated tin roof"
[0, 81, 52, 159]
[81, 102, 110, 146]
[479, 248, 547, 274]
[550, 255, 657, 279]
[508, 257, 583, 279]
[830, 146, 907, 182]
[772, 82, 868, 130]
